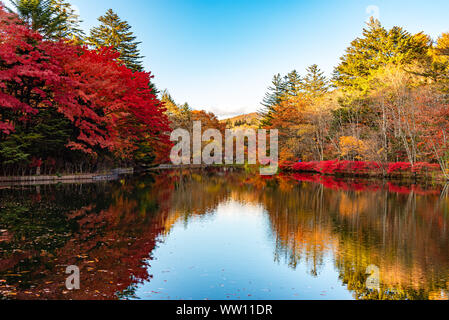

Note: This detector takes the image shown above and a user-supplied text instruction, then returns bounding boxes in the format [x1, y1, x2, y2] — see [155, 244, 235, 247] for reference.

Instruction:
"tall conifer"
[302, 64, 328, 99]
[88, 9, 144, 72]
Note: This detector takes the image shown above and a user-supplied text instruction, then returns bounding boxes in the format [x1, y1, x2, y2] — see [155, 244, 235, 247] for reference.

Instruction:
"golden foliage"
[339, 136, 369, 160]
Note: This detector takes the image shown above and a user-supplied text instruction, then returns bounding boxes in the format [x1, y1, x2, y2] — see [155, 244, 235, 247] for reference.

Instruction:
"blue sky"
[5, 0, 449, 118]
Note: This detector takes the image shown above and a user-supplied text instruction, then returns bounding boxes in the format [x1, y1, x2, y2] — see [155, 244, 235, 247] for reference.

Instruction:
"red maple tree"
[0, 5, 171, 163]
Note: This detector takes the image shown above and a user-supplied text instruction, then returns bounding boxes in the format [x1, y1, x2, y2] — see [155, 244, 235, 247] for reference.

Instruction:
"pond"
[1, 169, 449, 300]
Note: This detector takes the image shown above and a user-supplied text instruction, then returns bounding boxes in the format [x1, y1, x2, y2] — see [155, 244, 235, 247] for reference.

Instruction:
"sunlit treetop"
[333, 18, 431, 94]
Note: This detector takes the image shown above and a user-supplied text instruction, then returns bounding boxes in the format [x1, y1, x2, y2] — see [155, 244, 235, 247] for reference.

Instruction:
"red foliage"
[0, 6, 171, 161]
[292, 161, 320, 173]
[279, 160, 296, 171]
[0, 8, 59, 132]
[411, 162, 440, 174]
[45, 157, 56, 167]
[387, 183, 441, 196]
[29, 157, 43, 168]
[290, 160, 383, 175]
[387, 162, 412, 174]
[285, 160, 441, 177]
[289, 173, 440, 195]
[290, 173, 381, 192]
[54, 45, 171, 158]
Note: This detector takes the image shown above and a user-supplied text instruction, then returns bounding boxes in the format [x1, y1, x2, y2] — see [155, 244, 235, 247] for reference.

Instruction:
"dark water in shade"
[1, 169, 449, 300]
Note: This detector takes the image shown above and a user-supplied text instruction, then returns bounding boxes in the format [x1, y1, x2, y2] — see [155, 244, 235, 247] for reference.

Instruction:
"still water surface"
[1, 169, 449, 300]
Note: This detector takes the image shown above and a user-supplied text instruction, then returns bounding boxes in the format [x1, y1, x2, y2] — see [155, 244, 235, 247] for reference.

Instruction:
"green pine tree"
[259, 74, 288, 127]
[50, 0, 84, 41]
[7, 0, 83, 40]
[0, 136, 31, 166]
[88, 9, 144, 72]
[302, 64, 329, 99]
[285, 70, 303, 97]
[161, 90, 192, 129]
[333, 18, 430, 93]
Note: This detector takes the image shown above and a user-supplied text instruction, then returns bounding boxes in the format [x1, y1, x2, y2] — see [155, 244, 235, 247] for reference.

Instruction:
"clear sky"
[5, 0, 449, 118]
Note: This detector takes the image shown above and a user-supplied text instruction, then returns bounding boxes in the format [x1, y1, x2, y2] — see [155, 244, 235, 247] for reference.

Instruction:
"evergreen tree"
[285, 70, 303, 97]
[161, 90, 192, 129]
[302, 64, 329, 99]
[259, 74, 288, 127]
[0, 109, 73, 171]
[161, 90, 178, 115]
[88, 9, 144, 72]
[7, 0, 83, 40]
[436, 33, 449, 57]
[333, 18, 430, 93]
[50, 0, 84, 41]
[430, 33, 449, 92]
[149, 82, 159, 96]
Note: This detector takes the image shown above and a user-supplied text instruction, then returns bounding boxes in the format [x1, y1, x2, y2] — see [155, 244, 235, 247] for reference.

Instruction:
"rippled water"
[1, 169, 449, 300]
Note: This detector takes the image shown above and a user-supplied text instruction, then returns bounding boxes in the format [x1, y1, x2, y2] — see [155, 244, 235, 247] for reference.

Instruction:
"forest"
[1, 1, 449, 180]
[258, 19, 449, 179]
[0, 0, 171, 176]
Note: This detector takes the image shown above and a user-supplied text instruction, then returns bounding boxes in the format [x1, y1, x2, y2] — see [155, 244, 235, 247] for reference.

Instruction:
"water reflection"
[0, 170, 448, 300]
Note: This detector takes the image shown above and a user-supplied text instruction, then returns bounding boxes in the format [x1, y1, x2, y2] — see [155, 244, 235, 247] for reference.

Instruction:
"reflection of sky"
[133, 200, 353, 300]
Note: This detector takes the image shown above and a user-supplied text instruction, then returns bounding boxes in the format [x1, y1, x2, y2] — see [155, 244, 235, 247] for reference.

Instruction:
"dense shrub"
[284, 160, 441, 177]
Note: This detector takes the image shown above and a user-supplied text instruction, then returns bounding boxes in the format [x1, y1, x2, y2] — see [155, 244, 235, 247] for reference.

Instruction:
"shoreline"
[1, 164, 447, 188]
[280, 160, 449, 184]
[280, 170, 448, 184]
[0, 168, 134, 185]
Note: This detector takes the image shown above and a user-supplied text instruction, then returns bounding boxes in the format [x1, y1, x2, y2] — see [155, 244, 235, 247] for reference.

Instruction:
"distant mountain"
[220, 113, 260, 129]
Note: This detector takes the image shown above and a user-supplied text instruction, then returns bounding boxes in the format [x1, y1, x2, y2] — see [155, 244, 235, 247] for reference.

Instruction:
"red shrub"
[279, 161, 296, 171]
[292, 161, 320, 173]
[387, 162, 412, 174]
[286, 160, 441, 177]
[412, 162, 440, 174]
[290, 160, 383, 175]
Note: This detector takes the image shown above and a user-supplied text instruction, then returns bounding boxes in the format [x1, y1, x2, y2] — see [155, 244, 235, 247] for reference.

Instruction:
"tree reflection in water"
[1, 169, 449, 300]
